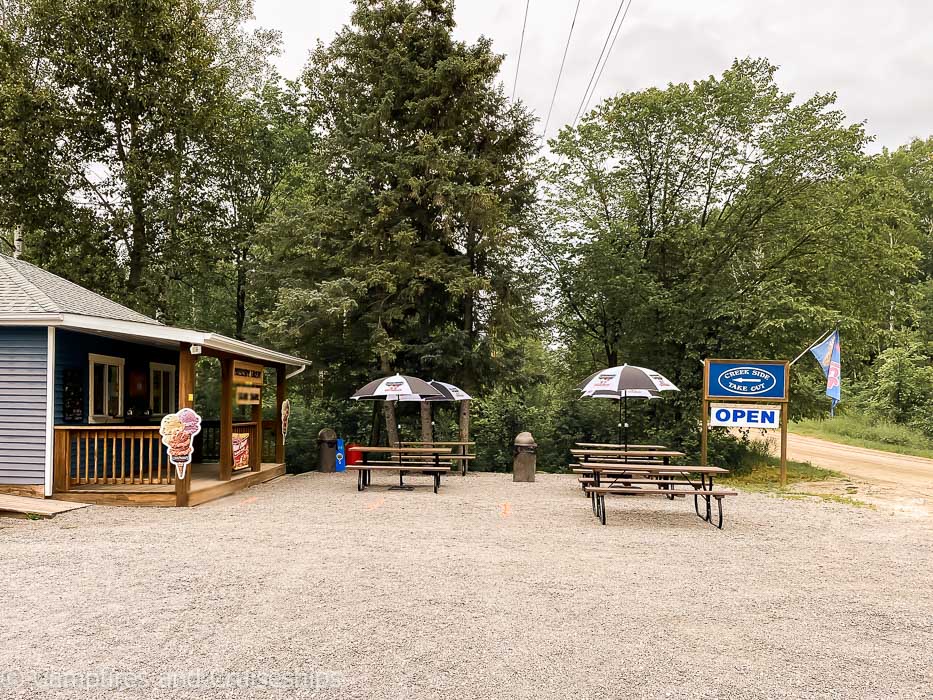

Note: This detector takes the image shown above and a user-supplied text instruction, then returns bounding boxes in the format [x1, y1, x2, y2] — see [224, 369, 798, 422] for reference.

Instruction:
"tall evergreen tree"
[262, 0, 538, 406]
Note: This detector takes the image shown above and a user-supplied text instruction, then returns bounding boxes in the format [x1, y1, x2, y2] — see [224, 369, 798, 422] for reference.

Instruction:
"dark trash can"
[318, 428, 337, 472]
[513, 432, 537, 482]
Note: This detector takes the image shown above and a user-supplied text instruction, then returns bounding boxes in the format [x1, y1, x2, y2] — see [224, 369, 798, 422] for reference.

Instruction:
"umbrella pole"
[624, 395, 629, 454]
[617, 399, 622, 446]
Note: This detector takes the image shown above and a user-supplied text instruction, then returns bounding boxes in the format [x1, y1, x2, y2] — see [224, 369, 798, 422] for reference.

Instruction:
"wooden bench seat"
[347, 464, 450, 493]
[583, 483, 737, 528]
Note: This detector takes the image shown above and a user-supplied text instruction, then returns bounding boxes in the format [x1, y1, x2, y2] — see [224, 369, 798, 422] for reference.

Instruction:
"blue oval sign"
[717, 366, 778, 396]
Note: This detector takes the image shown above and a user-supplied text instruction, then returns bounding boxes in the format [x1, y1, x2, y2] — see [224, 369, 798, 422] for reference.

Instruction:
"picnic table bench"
[574, 442, 669, 450]
[346, 446, 452, 493]
[397, 441, 476, 476]
[574, 461, 736, 528]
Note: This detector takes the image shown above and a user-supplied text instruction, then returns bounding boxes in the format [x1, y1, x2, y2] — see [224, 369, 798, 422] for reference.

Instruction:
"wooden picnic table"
[571, 449, 685, 460]
[346, 446, 452, 493]
[574, 443, 669, 450]
[397, 441, 476, 476]
[573, 461, 734, 528]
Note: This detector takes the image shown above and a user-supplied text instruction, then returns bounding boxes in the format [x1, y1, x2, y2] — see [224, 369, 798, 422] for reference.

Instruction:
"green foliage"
[259, 0, 539, 400]
[792, 414, 933, 458]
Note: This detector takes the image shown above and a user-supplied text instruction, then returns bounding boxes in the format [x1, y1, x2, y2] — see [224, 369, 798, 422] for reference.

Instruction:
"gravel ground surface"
[1, 471, 932, 699]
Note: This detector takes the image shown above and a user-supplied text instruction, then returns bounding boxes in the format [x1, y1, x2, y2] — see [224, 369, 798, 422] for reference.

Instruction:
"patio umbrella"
[395, 380, 472, 402]
[576, 365, 679, 447]
[350, 374, 443, 401]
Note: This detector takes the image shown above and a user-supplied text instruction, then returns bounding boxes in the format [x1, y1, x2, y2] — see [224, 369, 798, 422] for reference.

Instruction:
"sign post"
[702, 359, 791, 487]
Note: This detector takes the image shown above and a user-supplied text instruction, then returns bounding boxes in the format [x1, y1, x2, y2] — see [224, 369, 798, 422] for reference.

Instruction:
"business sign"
[236, 386, 261, 405]
[232, 360, 264, 386]
[709, 404, 781, 428]
[705, 360, 789, 401]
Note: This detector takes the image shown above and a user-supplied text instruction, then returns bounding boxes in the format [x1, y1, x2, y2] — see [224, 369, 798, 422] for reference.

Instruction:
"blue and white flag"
[810, 330, 841, 413]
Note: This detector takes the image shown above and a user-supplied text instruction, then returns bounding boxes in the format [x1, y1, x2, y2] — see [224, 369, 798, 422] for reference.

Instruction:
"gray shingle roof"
[0, 254, 160, 325]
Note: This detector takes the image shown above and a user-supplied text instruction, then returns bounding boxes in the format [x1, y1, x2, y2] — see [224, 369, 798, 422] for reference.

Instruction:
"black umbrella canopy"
[350, 374, 442, 401]
[576, 364, 679, 393]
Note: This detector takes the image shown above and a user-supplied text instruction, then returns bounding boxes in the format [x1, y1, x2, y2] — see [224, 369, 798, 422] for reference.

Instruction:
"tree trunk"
[12, 226, 23, 259]
[420, 402, 432, 443]
[383, 401, 399, 447]
[458, 399, 471, 445]
[380, 355, 399, 447]
[235, 247, 247, 339]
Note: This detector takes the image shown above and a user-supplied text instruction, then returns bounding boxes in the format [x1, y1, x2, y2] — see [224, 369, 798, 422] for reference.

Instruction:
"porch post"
[175, 343, 196, 507]
[249, 369, 262, 472]
[219, 357, 234, 481]
[275, 366, 287, 464]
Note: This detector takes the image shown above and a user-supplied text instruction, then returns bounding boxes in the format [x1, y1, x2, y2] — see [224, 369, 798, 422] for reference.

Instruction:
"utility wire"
[578, 0, 635, 123]
[570, 0, 627, 128]
[511, 0, 531, 102]
[542, 0, 583, 140]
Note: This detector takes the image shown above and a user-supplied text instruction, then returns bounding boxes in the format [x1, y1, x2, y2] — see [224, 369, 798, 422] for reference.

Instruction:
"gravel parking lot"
[1, 471, 931, 699]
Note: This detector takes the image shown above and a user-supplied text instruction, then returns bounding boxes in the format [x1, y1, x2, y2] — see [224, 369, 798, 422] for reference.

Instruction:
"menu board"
[232, 360, 263, 386]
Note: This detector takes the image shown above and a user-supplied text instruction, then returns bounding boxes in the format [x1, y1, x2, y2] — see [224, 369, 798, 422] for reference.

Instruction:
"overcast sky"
[253, 0, 932, 152]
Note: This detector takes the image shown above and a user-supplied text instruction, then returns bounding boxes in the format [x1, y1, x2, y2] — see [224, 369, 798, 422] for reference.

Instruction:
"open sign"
[709, 405, 781, 428]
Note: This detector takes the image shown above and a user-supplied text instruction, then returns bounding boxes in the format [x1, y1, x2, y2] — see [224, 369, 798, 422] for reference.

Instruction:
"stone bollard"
[512, 432, 537, 482]
[317, 428, 337, 472]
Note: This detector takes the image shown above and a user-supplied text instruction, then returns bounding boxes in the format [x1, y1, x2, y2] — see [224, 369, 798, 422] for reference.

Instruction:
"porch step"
[0, 494, 92, 519]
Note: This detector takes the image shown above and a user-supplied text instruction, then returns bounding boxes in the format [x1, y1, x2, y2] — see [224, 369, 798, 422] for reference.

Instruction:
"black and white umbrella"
[576, 365, 679, 447]
[395, 380, 472, 403]
[351, 374, 443, 401]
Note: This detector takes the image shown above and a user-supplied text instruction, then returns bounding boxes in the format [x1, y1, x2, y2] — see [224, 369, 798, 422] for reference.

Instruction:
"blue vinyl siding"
[54, 329, 178, 426]
[0, 327, 48, 485]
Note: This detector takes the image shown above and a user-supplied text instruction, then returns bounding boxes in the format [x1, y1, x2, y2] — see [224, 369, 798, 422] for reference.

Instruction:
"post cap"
[514, 431, 537, 448]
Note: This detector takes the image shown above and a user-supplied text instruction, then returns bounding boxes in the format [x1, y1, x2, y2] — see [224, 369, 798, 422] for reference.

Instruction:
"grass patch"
[720, 453, 872, 508]
[791, 414, 933, 460]
[720, 455, 840, 492]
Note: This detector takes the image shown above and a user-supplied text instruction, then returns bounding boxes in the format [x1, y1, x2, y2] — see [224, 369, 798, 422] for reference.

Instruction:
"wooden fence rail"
[54, 427, 171, 489]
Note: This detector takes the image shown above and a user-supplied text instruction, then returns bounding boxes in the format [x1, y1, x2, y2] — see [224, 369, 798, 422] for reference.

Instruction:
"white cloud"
[254, 0, 932, 151]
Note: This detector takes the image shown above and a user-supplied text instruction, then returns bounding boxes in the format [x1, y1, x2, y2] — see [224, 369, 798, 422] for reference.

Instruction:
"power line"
[570, 0, 628, 128]
[511, 0, 531, 102]
[578, 0, 635, 121]
[542, 0, 583, 141]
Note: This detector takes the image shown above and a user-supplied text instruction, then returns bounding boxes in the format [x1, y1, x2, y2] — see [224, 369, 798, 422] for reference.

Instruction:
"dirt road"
[783, 432, 933, 516]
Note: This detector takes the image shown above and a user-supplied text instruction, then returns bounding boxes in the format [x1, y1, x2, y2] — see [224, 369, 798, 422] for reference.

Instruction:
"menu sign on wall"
[232, 360, 263, 386]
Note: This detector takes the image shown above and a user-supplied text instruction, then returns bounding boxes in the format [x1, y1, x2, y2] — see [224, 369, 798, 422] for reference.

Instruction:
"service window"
[149, 362, 176, 416]
[88, 353, 125, 423]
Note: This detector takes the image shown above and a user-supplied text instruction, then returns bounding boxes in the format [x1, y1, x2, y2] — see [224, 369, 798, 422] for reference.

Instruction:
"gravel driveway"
[1, 472, 931, 699]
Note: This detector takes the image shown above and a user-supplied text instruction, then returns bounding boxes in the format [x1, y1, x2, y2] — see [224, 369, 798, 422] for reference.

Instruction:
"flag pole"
[790, 328, 835, 366]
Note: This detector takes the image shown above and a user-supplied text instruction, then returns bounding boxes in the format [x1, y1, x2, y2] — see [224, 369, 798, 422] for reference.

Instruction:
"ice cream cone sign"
[160, 408, 202, 480]
[281, 399, 291, 444]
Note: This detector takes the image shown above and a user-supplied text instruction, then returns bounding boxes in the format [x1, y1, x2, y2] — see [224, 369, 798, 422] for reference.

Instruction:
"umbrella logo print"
[718, 367, 777, 395]
[385, 381, 404, 393]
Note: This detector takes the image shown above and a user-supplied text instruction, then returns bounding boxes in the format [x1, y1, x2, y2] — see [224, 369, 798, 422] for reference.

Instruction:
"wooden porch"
[54, 461, 286, 507]
[50, 341, 293, 507]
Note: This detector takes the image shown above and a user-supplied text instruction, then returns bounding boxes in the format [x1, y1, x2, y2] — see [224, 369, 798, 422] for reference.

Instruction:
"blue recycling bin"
[335, 438, 346, 472]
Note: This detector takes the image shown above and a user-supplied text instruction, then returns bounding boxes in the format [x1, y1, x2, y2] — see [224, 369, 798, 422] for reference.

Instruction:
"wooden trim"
[44, 326, 56, 496]
[175, 343, 196, 506]
[0, 484, 46, 499]
[250, 382, 263, 472]
[219, 357, 233, 481]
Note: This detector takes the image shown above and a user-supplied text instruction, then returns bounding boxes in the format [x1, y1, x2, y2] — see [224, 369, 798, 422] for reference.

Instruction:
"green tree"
[536, 58, 919, 445]
[261, 0, 538, 436]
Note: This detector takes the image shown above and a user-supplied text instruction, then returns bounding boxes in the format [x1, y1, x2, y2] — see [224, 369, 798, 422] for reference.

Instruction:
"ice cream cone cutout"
[281, 399, 291, 444]
[160, 408, 202, 481]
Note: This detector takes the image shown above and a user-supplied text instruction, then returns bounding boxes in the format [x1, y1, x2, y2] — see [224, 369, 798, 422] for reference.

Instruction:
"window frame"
[88, 353, 125, 424]
[149, 362, 177, 417]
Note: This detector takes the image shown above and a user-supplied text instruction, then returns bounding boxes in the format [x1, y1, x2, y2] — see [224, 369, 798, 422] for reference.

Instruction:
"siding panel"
[0, 328, 47, 485]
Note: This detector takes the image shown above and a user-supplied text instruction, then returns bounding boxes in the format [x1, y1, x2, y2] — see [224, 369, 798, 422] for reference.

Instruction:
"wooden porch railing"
[54, 426, 171, 490]
[194, 419, 278, 464]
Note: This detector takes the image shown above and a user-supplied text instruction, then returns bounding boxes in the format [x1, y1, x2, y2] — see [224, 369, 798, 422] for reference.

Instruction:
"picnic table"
[574, 443, 669, 450]
[398, 441, 476, 476]
[571, 448, 686, 466]
[575, 462, 735, 528]
[347, 446, 452, 493]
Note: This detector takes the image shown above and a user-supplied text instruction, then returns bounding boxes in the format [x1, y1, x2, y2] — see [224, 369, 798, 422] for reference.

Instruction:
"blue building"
[0, 254, 308, 506]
